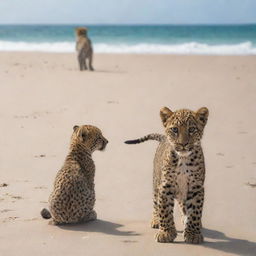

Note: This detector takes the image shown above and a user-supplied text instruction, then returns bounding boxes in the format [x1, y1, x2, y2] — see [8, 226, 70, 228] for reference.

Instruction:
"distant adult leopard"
[75, 27, 94, 71]
[41, 125, 108, 224]
[125, 107, 209, 243]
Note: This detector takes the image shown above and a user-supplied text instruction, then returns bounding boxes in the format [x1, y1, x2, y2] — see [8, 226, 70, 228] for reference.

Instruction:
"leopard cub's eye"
[189, 127, 195, 133]
[171, 127, 178, 133]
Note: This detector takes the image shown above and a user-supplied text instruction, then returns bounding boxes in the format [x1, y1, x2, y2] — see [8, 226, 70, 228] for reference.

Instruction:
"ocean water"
[0, 25, 256, 55]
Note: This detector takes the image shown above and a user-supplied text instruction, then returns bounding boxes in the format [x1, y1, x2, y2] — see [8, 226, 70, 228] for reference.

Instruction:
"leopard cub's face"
[160, 107, 209, 154]
[72, 125, 108, 152]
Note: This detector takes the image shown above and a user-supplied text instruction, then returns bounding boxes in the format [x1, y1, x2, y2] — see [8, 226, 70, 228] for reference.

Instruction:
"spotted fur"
[41, 125, 108, 224]
[125, 133, 165, 144]
[75, 27, 94, 71]
[125, 107, 209, 243]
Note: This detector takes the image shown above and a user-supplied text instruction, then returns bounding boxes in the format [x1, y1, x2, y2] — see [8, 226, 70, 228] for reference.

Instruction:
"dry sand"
[0, 52, 256, 256]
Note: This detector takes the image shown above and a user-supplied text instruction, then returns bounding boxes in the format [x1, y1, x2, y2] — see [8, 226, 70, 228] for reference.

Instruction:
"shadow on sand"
[202, 228, 256, 256]
[93, 69, 126, 74]
[57, 219, 140, 237]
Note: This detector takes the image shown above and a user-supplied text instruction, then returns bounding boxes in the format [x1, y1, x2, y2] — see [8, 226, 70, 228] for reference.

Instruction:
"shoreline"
[1, 50, 256, 57]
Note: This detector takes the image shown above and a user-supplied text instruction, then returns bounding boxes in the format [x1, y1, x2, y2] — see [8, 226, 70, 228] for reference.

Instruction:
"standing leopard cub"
[125, 107, 209, 243]
[75, 27, 94, 71]
[41, 125, 108, 224]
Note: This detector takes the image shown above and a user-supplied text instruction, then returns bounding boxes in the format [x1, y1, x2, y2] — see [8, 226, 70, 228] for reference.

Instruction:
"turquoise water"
[0, 24, 256, 54]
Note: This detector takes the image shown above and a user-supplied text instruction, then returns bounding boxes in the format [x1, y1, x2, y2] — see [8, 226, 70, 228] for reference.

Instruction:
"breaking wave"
[0, 40, 255, 55]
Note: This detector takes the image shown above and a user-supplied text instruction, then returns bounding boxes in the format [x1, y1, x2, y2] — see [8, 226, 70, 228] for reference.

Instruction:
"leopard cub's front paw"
[184, 230, 203, 244]
[155, 229, 177, 243]
[151, 218, 159, 229]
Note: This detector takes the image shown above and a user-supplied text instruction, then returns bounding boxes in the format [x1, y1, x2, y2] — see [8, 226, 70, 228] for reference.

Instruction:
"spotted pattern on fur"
[41, 125, 108, 224]
[126, 107, 208, 243]
[125, 133, 165, 144]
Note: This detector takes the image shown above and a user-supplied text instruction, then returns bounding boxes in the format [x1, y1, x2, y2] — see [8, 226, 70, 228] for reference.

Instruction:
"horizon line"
[0, 23, 255, 26]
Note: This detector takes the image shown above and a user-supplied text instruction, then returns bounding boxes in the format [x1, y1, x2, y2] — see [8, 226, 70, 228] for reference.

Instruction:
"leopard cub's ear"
[196, 107, 209, 126]
[73, 125, 79, 132]
[160, 107, 173, 127]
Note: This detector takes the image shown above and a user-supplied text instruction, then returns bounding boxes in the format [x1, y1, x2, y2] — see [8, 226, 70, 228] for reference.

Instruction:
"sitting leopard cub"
[125, 107, 208, 243]
[41, 125, 108, 224]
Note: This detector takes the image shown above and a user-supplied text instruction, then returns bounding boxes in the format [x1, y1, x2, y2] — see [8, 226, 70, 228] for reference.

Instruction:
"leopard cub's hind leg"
[88, 210, 97, 221]
[80, 209, 97, 223]
[88, 52, 94, 71]
[177, 199, 188, 227]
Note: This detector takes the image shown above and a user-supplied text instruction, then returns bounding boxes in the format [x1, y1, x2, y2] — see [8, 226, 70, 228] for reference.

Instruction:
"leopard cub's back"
[41, 125, 108, 224]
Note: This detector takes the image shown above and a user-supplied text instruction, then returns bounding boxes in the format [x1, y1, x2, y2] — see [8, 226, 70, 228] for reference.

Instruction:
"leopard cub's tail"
[41, 208, 52, 219]
[125, 133, 165, 144]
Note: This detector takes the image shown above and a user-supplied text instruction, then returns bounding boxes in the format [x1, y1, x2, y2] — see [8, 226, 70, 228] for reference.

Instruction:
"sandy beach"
[0, 52, 256, 256]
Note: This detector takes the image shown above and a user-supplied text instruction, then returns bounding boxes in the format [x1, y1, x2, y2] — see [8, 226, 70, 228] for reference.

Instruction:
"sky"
[0, 0, 255, 25]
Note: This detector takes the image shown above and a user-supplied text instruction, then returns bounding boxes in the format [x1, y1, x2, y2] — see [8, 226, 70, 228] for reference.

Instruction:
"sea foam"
[0, 40, 255, 55]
